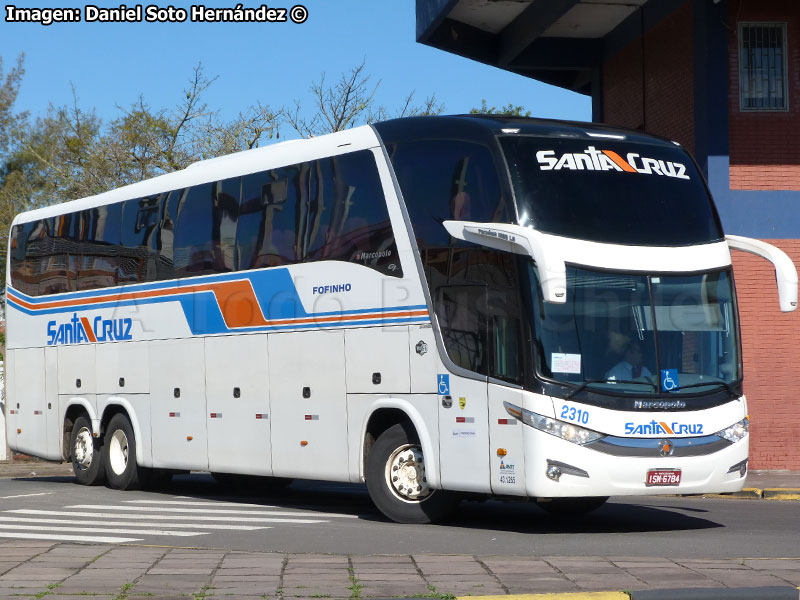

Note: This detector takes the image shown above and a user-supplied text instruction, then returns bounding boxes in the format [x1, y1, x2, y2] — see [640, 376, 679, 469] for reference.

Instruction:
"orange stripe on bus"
[602, 150, 637, 173]
[659, 422, 674, 435]
[8, 285, 429, 330]
[79, 317, 97, 343]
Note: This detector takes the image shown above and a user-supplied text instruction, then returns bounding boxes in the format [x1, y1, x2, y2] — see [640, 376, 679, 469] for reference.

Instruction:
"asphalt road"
[0, 473, 798, 558]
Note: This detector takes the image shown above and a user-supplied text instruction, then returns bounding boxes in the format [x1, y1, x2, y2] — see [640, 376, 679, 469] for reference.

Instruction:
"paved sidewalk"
[0, 541, 799, 599]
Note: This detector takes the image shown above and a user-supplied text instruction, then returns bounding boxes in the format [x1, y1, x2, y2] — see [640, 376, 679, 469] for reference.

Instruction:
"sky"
[1, 1, 591, 135]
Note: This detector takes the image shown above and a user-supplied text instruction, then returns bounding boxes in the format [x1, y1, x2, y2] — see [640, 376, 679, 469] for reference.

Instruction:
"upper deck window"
[501, 137, 724, 246]
[739, 23, 789, 112]
[387, 140, 513, 249]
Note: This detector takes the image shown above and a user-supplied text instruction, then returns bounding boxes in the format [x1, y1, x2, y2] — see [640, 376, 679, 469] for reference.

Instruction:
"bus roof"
[13, 115, 681, 226]
[12, 125, 380, 226]
[372, 114, 681, 149]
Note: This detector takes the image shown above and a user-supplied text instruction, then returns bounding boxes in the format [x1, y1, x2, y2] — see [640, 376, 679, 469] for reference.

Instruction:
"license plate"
[646, 469, 681, 486]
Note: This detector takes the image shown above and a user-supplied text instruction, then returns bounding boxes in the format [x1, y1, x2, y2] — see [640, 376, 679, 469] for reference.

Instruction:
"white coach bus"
[5, 116, 797, 523]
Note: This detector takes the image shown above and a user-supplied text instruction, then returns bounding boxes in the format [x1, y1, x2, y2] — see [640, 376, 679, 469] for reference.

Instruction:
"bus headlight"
[715, 417, 749, 443]
[504, 402, 604, 445]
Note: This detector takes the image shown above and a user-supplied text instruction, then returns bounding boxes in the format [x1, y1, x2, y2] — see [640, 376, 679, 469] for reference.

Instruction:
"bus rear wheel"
[103, 414, 143, 490]
[70, 415, 105, 486]
[535, 496, 609, 515]
[366, 422, 457, 524]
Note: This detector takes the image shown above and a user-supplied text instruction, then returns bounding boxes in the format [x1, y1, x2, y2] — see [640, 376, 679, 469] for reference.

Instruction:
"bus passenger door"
[149, 338, 208, 470]
[205, 334, 272, 476]
[269, 330, 349, 481]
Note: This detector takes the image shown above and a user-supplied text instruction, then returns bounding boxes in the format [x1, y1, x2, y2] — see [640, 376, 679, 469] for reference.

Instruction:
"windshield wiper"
[567, 378, 658, 399]
[666, 380, 740, 397]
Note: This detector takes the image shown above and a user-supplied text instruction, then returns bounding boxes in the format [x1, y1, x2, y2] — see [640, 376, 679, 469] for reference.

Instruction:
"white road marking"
[0, 523, 205, 537]
[8, 509, 327, 524]
[0, 532, 141, 543]
[0, 492, 54, 499]
[126, 499, 275, 508]
[0, 516, 269, 531]
[68, 504, 357, 518]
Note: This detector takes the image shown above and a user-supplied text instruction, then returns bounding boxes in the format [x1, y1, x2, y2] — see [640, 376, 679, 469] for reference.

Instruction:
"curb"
[763, 488, 800, 501]
[631, 586, 799, 599]
[461, 587, 800, 600]
[460, 594, 628, 600]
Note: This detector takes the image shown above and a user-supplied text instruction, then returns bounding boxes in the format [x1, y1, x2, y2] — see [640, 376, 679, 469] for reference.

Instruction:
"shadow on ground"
[12, 471, 723, 537]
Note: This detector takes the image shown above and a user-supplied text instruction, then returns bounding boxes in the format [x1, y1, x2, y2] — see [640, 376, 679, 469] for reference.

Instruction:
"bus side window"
[158, 189, 181, 281]
[238, 169, 297, 270]
[316, 151, 401, 277]
[173, 178, 240, 276]
[76, 205, 121, 291]
[121, 196, 163, 284]
[10, 223, 30, 295]
[40, 214, 78, 295]
[434, 284, 489, 375]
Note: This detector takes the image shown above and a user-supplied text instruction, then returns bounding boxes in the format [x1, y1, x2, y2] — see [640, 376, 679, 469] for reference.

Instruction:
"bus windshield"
[529, 265, 741, 396]
[500, 136, 724, 246]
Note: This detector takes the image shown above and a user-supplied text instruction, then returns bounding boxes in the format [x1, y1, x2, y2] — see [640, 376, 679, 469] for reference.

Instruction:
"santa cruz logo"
[47, 313, 133, 346]
[624, 420, 703, 436]
[537, 146, 691, 179]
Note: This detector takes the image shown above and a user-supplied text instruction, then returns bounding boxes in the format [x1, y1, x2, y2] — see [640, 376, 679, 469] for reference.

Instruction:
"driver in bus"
[606, 340, 653, 381]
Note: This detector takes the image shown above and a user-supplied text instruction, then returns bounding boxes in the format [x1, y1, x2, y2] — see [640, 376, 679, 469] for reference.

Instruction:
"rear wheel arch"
[100, 401, 147, 467]
[62, 401, 97, 461]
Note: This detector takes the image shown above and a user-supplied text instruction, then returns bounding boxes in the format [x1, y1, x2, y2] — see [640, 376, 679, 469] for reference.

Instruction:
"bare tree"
[286, 59, 382, 137]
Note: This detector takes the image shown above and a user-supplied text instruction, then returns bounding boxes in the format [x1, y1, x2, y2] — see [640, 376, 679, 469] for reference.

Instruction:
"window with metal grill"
[739, 23, 789, 111]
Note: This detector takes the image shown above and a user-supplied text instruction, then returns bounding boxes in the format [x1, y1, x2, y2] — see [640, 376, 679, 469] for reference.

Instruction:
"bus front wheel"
[70, 415, 105, 486]
[103, 414, 143, 490]
[366, 422, 457, 524]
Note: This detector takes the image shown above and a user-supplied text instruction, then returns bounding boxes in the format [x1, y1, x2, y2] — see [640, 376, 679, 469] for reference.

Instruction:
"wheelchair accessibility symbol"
[437, 374, 450, 396]
[661, 369, 679, 392]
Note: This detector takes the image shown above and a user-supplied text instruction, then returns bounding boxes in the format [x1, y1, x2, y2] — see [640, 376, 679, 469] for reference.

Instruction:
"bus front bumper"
[523, 427, 749, 499]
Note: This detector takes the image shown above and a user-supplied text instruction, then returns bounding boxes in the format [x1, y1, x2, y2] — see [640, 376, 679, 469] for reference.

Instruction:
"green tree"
[0, 56, 443, 294]
[470, 99, 530, 117]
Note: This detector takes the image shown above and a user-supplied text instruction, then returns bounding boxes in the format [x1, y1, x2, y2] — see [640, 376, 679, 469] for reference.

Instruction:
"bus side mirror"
[726, 235, 798, 312]
[442, 220, 567, 303]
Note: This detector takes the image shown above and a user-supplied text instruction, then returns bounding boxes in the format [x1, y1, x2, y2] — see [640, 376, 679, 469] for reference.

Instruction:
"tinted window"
[10, 151, 399, 295]
[428, 248, 524, 382]
[9, 222, 37, 295]
[311, 151, 401, 276]
[389, 140, 512, 249]
[238, 170, 297, 270]
[40, 215, 78, 294]
[76, 205, 120, 291]
[120, 196, 163, 283]
[172, 178, 239, 276]
[501, 137, 724, 246]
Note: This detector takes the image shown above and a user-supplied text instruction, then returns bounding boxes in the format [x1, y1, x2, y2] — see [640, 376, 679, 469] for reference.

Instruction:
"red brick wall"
[732, 239, 800, 469]
[603, 1, 695, 152]
[728, 0, 800, 190]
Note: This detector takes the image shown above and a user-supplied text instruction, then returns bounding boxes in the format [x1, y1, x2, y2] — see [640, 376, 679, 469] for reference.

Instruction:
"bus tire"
[366, 422, 457, 524]
[103, 413, 142, 490]
[535, 496, 609, 515]
[70, 415, 105, 486]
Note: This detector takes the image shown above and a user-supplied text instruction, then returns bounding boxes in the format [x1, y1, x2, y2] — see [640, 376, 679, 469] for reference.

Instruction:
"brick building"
[418, 0, 800, 468]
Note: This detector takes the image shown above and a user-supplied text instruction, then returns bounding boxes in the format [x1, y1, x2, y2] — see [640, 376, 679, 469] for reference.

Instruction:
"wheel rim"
[109, 429, 129, 476]
[384, 443, 433, 502]
[73, 427, 94, 470]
